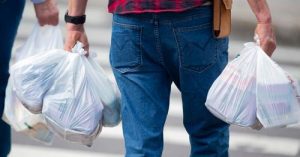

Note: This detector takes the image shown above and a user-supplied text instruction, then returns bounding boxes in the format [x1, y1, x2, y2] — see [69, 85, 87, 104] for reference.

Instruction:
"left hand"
[34, 0, 59, 26]
[64, 24, 89, 55]
[255, 23, 277, 57]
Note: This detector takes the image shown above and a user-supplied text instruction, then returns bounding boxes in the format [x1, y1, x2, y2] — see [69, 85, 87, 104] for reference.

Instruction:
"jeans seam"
[110, 24, 143, 74]
[181, 63, 216, 73]
[172, 14, 211, 24]
[113, 21, 141, 30]
[154, 20, 165, 66]
[174, 24, 219, 73]
[139, 26, 144, 68]
[173, 28, 183, 69]
[176, 23, 211, 32]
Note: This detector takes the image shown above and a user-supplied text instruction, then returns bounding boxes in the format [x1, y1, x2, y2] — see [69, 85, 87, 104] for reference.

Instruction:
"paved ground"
[8, 1, 300, 157]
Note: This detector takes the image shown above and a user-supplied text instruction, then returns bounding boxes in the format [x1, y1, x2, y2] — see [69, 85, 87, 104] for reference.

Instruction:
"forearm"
[67, 0, 88, 30]
[247, 0, 276, 56]
[34, 0, 59, 26]
[68, 0, 88, 16]
[247, 0, 272, 24]
[65, 0, 89, 52]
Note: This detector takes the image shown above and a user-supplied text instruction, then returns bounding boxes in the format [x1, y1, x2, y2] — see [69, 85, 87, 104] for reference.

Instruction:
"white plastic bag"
[12, 42, 121, 145]
[14, 23, 63, 61]
[287, 74, 300, 105]
[2, 23, 62, 144]
[102, 82, 121, 127]
[86, 51, 121, 127]
[12, 49, 65, 113]
[205, 42, 300, 129]
[43, 43, 121, 145]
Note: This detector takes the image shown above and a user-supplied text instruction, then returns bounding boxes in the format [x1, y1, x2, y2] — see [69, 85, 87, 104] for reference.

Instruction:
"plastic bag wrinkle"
[205, 42, 300, 129]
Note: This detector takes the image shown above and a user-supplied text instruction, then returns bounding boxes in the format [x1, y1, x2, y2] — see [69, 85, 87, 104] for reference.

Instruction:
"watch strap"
[64, 11, 86, 25]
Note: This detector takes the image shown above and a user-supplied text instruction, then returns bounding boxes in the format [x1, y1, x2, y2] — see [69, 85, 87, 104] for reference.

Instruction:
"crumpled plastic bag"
[11, 42, 121, 145]
[11, 49, 64, 113]
[102, 82, 121, 127]
[2, 23, 62, 144]
[205, 42, 300, 129]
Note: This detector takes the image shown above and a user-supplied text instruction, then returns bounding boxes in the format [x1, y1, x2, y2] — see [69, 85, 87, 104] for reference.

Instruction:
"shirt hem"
[108, 3, 209, 15]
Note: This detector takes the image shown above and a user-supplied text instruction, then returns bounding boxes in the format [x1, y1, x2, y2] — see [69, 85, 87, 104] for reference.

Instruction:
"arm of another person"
[32, 0, 59, 26]
[247, 0, 276, 56]
[64, 0, 89, 53]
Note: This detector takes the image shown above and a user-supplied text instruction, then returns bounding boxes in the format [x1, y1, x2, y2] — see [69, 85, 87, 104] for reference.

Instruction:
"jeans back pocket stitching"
[174, 24, 218, 73]
[110, 24, 143, 74]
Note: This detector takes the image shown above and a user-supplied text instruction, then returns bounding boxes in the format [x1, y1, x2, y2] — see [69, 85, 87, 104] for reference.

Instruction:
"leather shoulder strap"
[213, 0, 232, 38]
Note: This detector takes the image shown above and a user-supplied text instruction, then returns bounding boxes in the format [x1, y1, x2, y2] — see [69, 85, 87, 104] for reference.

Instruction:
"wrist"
[65, 11, 86, 25]
[66, 23, 84, 31]
[67, 8, 86, 16]
[31, 0, 46, 4]
[256, 14, 272, 24]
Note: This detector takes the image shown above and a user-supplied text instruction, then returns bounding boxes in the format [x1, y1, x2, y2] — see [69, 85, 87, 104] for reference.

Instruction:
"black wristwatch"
[64, 11, 86, 25]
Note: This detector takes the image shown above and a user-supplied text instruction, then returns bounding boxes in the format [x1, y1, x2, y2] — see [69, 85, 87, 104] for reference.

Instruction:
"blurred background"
[9, 0, 300, 157]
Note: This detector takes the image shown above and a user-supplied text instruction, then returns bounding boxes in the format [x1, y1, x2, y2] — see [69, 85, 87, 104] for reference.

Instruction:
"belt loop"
[153, 14, 159, 25]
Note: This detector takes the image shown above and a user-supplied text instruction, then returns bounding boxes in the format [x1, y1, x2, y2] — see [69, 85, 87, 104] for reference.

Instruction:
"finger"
[82, 43, 89, 57]
[48, 14, 59, 26]
[261, 44, 271, 57]
[38, 16, 47, 26]
[83, 43, 89, 53]
[261, 40, 275, 57]
[48, 10, 59, 26]
[81, 35, 89, 55]
[49, 1, 59, 26]
[64, 37, 77, 52]
[53, 14, 59, 26]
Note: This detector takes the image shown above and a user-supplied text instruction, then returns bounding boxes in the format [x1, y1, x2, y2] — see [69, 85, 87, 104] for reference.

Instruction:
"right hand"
[64, 24, 89, 54]
[255, 23, 277, 57]
[34, 0, 59, 26]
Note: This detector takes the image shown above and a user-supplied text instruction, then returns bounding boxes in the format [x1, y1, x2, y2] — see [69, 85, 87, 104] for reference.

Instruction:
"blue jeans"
[110, 5, 229, 157]
[0, 0, 25, 156]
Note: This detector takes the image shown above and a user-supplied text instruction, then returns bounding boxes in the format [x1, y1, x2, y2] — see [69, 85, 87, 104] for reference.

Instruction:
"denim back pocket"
[110, 22, 143, 74]
[174, 23, 219, 73]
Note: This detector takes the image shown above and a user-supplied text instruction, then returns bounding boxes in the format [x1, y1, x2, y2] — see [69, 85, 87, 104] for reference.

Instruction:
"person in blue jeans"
[0, 0, 59, 156]
[65, 0, 276, 156]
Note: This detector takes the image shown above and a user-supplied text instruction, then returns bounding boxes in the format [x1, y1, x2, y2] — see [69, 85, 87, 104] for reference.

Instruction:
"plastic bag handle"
[254, 34, 260, 46]
[71, 41, 97, 58]
[72, 41, 88, 55]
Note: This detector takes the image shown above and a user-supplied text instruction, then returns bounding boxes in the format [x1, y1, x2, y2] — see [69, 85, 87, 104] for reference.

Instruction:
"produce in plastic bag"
[10, 24, 63, 113]
[4, 80, 54, 144]
[86, 57, 121, 127]
[12, 42, 121, 145]
[102, 82, 121, 127]
[43, 43, 121, 145]
[205, 42, 300, 129]
[2, 23, 62, 144]
[12, 49, 65, 113]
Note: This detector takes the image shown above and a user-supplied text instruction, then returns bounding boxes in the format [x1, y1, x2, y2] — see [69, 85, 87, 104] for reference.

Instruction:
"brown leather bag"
[213, 0, 233, 38]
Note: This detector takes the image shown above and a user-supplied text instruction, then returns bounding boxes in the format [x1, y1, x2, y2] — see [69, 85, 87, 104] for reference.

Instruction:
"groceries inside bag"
[2, 23, 63, 144]
[11, 42, 121, 146]
[205, 42, 300, 129]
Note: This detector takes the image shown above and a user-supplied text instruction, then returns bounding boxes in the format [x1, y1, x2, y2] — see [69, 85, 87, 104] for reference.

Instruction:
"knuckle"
[53, 11, 59, 16]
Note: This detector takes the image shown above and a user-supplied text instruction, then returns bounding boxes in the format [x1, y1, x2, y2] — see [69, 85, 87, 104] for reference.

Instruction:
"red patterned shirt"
[108, 0, 210, 14]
